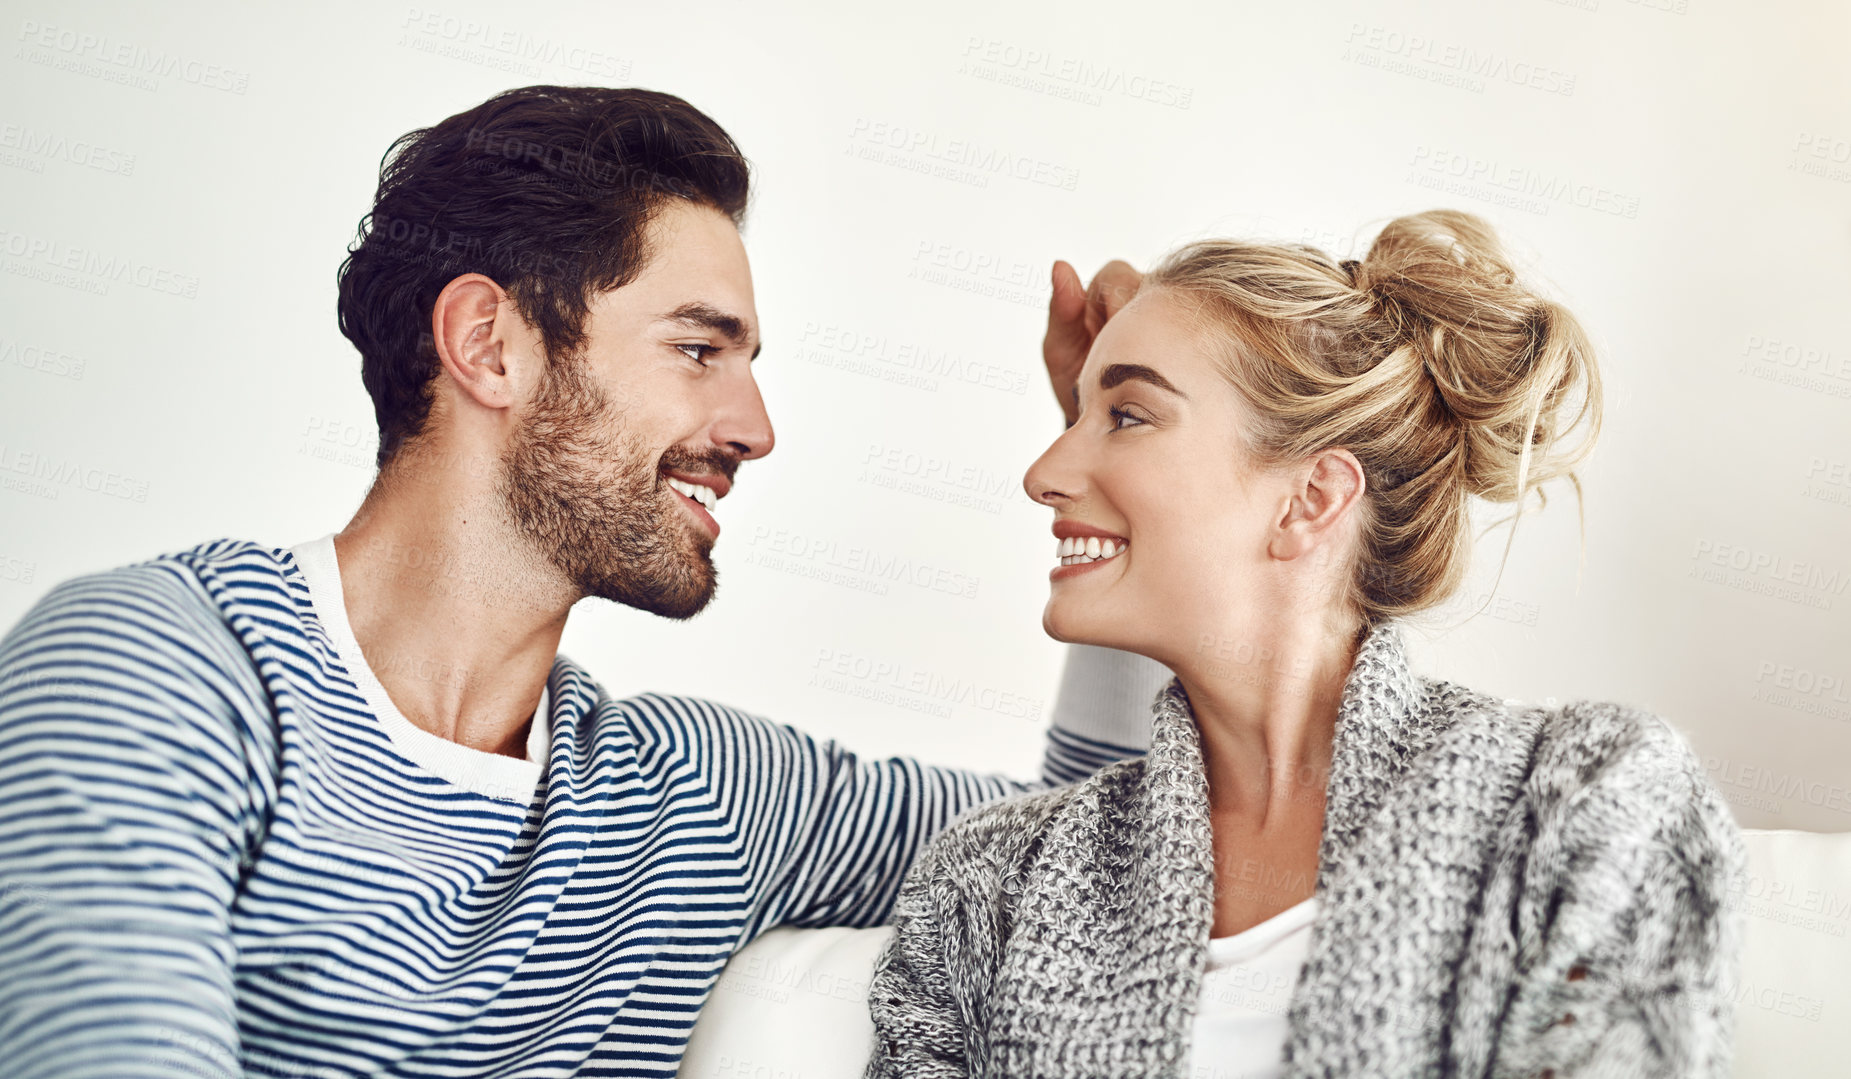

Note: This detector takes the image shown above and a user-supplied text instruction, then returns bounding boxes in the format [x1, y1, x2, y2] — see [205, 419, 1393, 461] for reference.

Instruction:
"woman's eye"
[1108, 406, 1145, 430]
[675, 343, 717, 365]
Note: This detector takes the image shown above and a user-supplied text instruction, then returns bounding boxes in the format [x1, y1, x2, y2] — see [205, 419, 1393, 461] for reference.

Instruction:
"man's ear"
[1268, 448, 1366, 563]
[430, 273, 533, 412]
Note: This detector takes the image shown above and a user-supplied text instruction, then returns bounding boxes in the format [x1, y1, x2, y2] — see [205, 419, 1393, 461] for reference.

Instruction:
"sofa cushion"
[1731, 828, 1851, 1078]
[681, 924, 892, 1078]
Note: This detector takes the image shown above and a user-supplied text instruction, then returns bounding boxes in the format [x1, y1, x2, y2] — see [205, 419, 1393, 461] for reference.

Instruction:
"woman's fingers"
[1083, 259, 1142, 339]
[1043, 259, 1091, 425]
[1044, 259, 1143, 427]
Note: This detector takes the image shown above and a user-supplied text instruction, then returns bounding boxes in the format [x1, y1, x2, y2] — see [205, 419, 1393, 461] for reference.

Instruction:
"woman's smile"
[1050, 521, 1130, 580]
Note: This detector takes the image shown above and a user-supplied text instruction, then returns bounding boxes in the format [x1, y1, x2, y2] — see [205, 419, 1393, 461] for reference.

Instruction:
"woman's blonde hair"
[1145, 208, 1603, 626]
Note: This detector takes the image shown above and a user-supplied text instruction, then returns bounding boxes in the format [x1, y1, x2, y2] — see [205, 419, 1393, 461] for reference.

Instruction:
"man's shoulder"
[0, 540, 283, 761]
[8, 537, 279, 645]
[566, 685, 831, 771]
[589, 686, 778, 735]
[588, 686, 952, 754]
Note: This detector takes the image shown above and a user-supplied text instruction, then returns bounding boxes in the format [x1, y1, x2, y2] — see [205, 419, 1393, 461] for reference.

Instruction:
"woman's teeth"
[665, 476, 717, 512]
[1057, 536, 1126, 566]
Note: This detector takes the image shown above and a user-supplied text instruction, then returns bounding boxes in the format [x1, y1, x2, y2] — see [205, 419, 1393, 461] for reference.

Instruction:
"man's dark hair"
[336, 85, 751, 471]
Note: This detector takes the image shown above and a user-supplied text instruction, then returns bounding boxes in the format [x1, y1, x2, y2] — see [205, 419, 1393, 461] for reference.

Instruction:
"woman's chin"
[1043, 601, 1165, 661]
[1040, 602, 1108, 648]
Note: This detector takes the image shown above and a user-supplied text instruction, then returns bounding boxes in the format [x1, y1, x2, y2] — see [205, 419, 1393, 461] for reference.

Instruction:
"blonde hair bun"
[1145, 208, 1603, 622]
[1351, 209, 1600, 506]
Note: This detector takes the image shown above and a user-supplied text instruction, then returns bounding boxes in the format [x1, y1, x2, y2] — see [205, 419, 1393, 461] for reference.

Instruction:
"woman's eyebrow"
[1098, 362, 1186, 398]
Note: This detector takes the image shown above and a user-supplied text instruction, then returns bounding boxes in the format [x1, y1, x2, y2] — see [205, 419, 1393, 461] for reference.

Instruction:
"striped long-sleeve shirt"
[0, 534, 1147, 1078]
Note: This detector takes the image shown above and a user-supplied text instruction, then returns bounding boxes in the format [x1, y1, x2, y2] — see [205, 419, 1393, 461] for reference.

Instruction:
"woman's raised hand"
[1042, 258, 1142, 427]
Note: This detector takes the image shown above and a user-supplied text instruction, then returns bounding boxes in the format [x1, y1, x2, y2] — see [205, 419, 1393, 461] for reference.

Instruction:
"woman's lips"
[1049, 551, 1124, 581]
[1052, 520, 1128, 542]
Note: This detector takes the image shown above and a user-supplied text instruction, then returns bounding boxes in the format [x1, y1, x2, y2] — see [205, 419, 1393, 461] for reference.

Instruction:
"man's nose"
[713, 366, 775, 460]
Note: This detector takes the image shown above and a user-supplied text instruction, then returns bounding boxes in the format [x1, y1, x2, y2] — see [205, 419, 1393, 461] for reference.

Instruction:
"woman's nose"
[1024, 428, 1081, 507]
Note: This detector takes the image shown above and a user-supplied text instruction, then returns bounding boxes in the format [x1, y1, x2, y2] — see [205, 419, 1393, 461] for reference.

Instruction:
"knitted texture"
[865, 618, 1747, 1078]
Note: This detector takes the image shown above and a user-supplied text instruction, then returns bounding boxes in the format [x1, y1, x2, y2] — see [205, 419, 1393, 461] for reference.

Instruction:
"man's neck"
[331, 474, 575, 759]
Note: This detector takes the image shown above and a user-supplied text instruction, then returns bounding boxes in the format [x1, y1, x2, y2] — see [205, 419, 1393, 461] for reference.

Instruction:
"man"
[0, 86, 1159, 1076]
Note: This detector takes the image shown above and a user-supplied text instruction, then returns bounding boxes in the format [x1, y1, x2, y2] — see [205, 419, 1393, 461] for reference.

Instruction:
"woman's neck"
[1172, 617, 1360, 936]
[1173, 617, 1358, 823]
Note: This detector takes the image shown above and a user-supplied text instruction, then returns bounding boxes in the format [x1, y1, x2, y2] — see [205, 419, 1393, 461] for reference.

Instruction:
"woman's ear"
[1268, 448, 1365, 563]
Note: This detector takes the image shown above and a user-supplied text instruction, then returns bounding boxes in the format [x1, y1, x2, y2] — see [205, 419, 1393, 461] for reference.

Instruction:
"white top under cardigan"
[1188, 897, 1320, 1077]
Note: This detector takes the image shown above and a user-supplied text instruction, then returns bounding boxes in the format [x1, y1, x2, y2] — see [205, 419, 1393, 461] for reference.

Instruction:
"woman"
[863, 209, 1746, 1078]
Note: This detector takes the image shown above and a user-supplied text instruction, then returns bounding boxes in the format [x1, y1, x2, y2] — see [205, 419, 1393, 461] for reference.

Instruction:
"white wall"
[2, 0, 1846, 832]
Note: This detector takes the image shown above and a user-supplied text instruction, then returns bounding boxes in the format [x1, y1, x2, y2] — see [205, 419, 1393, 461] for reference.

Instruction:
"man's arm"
[722, 641, 1167, 933]
[1038, 642, 1169, 782]
[0, 567, 259, 1078]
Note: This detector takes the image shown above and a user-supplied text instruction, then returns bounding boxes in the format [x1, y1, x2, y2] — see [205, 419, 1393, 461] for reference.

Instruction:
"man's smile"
[664, 471, 725, 539]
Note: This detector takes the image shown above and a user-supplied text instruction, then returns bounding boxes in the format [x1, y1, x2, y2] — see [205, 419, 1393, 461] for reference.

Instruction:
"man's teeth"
[666, 477, 718, 512]
[1056, 536, 1126, 566]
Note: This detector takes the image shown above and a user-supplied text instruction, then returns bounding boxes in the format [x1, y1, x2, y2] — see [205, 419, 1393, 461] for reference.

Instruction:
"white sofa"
[680, 829, 1850, 1077]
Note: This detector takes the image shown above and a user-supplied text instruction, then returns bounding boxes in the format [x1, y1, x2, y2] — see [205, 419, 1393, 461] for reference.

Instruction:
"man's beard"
[496, 352, 729, 620]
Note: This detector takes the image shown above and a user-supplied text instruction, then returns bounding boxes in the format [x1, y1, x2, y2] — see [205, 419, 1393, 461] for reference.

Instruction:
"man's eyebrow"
[658, 301, 762, 360]
[1098, 362, 1186, 397]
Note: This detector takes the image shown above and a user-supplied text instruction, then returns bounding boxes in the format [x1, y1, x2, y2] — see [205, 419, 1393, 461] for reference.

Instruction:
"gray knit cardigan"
[864, 618, 1747, 1078]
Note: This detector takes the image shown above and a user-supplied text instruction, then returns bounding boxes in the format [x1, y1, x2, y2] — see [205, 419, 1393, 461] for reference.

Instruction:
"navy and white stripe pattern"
[0, 538, 1139, 1077]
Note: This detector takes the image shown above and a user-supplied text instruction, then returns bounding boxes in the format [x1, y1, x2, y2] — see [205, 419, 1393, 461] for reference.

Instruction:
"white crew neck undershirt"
[286, 531, 550, 801]
[1187, 895, 1320, 1075]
